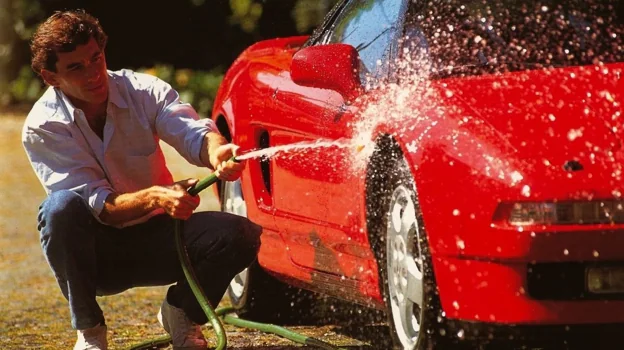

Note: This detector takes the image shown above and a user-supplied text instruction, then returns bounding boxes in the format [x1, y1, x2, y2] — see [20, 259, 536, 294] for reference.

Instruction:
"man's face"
[42, 37, 109, 109]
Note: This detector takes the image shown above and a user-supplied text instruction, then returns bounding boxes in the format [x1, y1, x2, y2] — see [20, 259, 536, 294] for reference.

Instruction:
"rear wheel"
[368, 148, 444, 349]
[223, 179, 251, 309]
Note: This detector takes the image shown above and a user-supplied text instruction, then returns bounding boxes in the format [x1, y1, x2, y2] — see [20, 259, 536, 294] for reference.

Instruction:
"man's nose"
[85, 64, 101, 82]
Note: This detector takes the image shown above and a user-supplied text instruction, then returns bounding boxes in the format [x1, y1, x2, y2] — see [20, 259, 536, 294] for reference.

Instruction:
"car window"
[401, 0, 624, 78]
[324, 0, 409, 86]
[304, 0, 348, 47]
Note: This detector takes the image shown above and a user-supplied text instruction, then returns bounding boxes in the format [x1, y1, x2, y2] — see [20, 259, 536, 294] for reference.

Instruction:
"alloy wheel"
[224, 179, 249, 301]
[386, 184, 424, 349]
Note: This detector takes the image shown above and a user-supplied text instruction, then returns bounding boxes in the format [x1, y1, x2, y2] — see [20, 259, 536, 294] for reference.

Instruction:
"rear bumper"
[433, 256, 624, 324]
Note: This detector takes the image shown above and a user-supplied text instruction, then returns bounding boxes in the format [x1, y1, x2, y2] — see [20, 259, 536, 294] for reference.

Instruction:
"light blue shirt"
[22, 69, 217, 227]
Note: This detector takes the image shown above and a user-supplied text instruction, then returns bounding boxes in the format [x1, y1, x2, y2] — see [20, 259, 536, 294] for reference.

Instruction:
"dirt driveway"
[0, 114, 382, 349]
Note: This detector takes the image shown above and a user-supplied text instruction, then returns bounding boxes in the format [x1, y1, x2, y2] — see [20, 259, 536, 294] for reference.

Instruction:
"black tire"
[367, 142, 446, 350]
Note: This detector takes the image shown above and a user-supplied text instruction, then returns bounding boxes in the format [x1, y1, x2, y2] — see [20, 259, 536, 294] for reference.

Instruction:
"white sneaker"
[74, 323, 107, 350]
[157, 298, 208, 350]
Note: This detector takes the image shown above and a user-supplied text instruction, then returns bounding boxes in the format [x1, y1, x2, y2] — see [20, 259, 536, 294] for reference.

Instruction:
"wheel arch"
[365, 134, 404, 258]
[215, 114, 232, 143]
[213, 114, 233, 202]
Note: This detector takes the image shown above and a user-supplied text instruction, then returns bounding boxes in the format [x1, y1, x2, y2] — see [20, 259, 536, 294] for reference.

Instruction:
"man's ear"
[40, 69, 60, 87]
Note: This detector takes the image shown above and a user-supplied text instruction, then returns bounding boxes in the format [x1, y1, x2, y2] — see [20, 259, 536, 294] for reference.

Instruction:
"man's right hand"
[156, 178, 201, 220]
[100, 178, 201, 226]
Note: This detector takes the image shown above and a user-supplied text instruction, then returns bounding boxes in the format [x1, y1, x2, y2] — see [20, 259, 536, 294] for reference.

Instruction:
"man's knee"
[232, 217, 262, 263]
[38, 190, 95, 243]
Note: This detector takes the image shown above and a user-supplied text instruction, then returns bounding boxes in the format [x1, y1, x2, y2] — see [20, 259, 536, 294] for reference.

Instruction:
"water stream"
[235, 138, 369, 161]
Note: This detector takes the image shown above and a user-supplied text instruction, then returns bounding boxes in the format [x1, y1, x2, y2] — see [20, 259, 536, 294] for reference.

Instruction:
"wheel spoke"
[397, 293, 410, 326]
[225, 179, 249, 300]
[391, 202, 403, 234]
[225, 180, 247, 217]
[405, 264, 423, 305]
[401, 198, 416, 236]
[395, 290, 420, 338]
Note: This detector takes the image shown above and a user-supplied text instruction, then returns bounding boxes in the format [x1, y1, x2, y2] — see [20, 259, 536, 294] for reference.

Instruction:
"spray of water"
[234, 46, 438, 170]
[235, 138, 355, 161]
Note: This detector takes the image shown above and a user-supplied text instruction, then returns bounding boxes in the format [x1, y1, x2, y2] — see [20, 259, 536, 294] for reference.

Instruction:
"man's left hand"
[211, 143, 245, 182]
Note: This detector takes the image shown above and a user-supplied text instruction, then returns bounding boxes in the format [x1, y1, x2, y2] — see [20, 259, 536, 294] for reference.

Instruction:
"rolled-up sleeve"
[22, 121, 114, 216]
[150, 79, 218, 167]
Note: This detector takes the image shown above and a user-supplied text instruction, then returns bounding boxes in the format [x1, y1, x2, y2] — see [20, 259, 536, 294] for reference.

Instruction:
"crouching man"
[22, 10, 261, 350]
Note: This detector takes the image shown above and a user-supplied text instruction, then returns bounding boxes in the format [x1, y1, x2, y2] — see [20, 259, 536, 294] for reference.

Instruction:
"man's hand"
[200, 132, 246, 182]
[100, 178, 201, 225]
[211, 144, 246, 182]
[156, 178, 201, 220]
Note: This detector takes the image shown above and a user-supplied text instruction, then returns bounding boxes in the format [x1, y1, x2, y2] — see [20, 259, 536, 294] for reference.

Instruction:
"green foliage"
[227, 0, 338, 34]
[293, 0, 340, 33]
[0, 0, 44, 109]
[10, 0, 43, 40]
[9, 65, 43, 103]
[139, 65, 224, 118]
[229, 0, 263, 33]
[2, 0, 339, 111]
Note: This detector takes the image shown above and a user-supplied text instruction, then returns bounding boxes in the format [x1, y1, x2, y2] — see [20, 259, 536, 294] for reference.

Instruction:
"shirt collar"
[107, 70, 128, 109]
[54, 71, 127, 121]
[54, 88, 78, 122]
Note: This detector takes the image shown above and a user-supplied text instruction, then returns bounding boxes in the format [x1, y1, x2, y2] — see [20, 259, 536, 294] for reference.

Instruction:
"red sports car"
[211, 0, 624, 348]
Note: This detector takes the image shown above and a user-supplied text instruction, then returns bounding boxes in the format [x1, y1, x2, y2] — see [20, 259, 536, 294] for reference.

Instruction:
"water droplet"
[567, 128, 583, 141]
[593, 250, 600, 258]
[457, 329, 465, 339]
[510, 171, 523, 185]
[456, 239, 465, 250]
[563, 249, 569, 256]
[453, 209, 460, 216]
[521, 185, 531, 197]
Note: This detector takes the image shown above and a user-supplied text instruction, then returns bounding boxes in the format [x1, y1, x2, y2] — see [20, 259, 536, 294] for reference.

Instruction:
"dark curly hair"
[30, 9, 108, 75]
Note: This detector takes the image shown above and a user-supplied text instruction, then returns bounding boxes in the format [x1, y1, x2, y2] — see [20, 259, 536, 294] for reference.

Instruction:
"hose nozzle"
[188, 156, 239, 196]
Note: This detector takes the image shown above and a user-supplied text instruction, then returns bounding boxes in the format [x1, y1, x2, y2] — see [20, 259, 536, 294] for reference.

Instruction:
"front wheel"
[369, 154, 444, 349]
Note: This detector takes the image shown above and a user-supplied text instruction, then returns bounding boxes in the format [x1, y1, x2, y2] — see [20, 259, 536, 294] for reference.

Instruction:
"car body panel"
[212, 3, 624, 325]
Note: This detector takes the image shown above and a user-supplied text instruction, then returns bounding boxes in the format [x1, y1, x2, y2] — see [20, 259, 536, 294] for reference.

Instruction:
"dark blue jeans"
[37, 190, 261, 330]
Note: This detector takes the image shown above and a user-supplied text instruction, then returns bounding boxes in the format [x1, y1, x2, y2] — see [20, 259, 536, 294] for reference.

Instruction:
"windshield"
[405, 0, 624, 77]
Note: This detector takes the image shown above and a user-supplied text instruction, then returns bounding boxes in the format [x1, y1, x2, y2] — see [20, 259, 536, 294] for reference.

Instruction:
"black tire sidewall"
[373, 155, 442, 350]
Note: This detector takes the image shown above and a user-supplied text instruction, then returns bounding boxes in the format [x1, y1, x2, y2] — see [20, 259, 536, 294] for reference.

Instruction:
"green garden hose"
[128, 157, 346, 350]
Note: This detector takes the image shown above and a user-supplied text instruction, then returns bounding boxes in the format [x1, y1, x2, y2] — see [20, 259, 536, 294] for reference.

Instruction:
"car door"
[271, 0, 410, 277]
